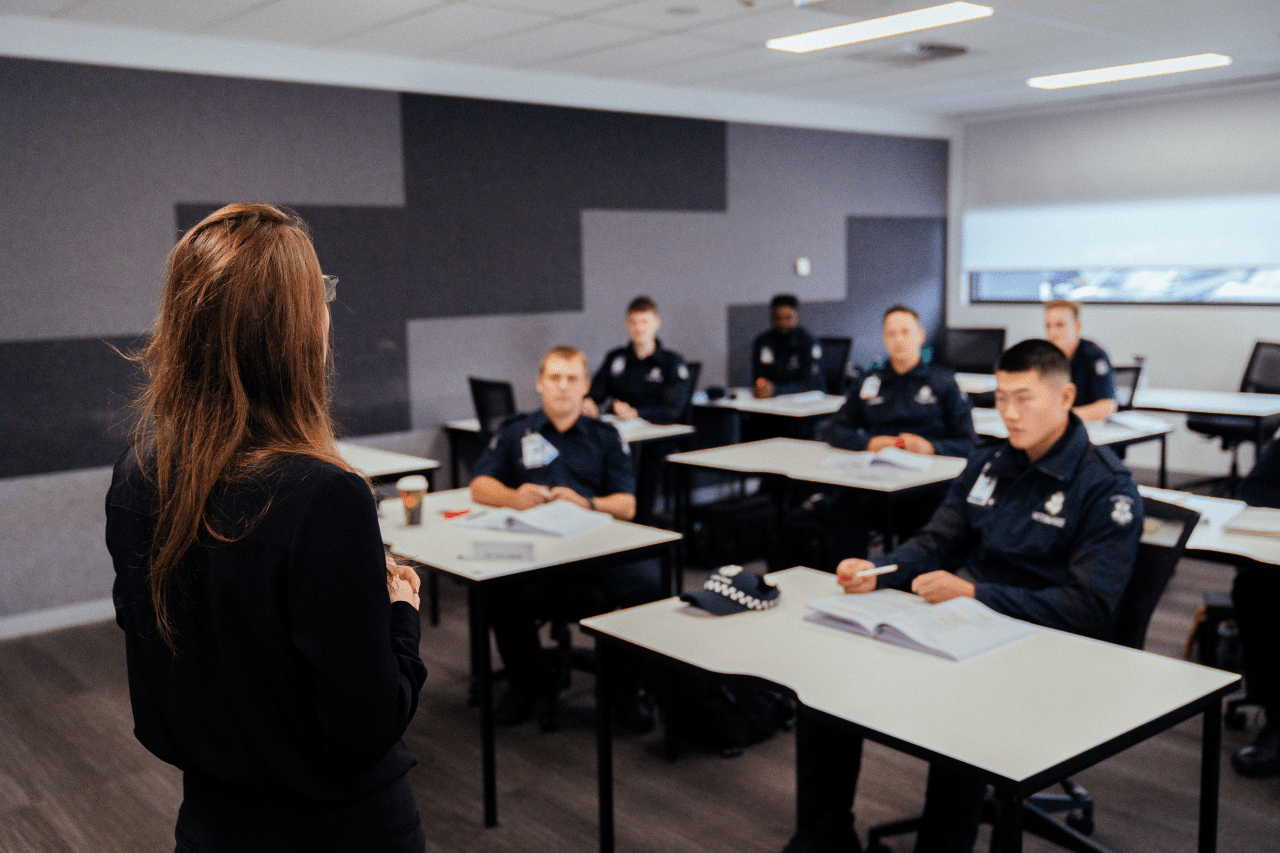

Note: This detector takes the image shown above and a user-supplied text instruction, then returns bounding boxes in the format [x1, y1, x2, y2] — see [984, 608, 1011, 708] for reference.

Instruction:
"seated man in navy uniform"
[470, 346, 661, 727]
[1044, 299, 1118, 421]
[1230, 435, 1280, 777]
[584, 295, 692, 425]
[783, 339, 1142, 853]
[811, 305, 976, 563]
[752, 293, 825, 399]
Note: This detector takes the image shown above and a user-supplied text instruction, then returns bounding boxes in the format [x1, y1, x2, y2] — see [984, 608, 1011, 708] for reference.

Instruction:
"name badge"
[859, 375, 881, 400]
[521, 433, 559, 469]
[966, 463, 997, 506]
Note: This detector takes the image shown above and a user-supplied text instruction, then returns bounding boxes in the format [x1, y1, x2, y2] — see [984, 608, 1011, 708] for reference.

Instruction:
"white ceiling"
[2, 0, 1278, 121]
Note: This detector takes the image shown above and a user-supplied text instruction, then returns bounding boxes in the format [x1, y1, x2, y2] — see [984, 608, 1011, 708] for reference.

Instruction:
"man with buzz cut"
[584, 295, 692, 425]
[1044, 298, 1118, 421]
[471, 346, 660, 730]
[752, 293, 825, 399]
[782, 338, 1142, 853]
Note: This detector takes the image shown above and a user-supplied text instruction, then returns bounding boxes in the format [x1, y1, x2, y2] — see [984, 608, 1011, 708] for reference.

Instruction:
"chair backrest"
[681, 361, 702, 424]
[1113, 363, 1143, 410]
[818, 337, 852, 395]
[1241, 341, 1280, 395]
[935, 328, 1006, 375]
[468, 377, 516, 436]
[1112, 496, 1201, 650]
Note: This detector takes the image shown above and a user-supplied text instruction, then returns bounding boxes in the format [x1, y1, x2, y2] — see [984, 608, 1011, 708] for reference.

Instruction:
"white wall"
[950, 82, 1280, 475]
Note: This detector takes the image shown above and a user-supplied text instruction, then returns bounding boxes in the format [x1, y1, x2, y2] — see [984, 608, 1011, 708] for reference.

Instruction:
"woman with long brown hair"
[106, 203, 428, 852]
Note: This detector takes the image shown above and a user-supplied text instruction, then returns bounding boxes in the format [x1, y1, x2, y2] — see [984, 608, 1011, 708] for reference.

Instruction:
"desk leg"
[1159, 435, 1168, 489]
[675, 463, 689, 595]
[994, 786, 1024, 853]
[428, 569, 440, 627]
[468, 585, 499, 827]
[1199, 699, 1222, 853]
[596, 639, 615, 853]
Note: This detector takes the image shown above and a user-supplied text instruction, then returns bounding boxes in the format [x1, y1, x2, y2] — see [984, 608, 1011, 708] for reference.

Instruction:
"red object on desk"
[442, 509, 471, 520]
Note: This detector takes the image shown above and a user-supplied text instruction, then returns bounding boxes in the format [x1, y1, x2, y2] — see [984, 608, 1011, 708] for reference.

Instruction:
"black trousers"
[489, 558, 663, 694]
[1234, 564, 1280, 722]
[796, 711, 986, 853]
[175, 772, 425, 853]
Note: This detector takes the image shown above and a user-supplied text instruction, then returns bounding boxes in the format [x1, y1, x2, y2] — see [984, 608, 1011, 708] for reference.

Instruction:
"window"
[969, 267, 1280, 305]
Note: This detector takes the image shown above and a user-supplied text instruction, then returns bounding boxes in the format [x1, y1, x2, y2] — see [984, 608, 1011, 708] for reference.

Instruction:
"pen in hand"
[856, 564, 897, 577]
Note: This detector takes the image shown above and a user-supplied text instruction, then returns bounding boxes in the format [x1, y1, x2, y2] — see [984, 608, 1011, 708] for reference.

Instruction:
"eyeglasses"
[322, 274, 338, 304]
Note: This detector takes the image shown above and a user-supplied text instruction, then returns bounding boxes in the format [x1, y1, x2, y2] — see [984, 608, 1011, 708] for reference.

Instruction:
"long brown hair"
[134, 203, 349, 647]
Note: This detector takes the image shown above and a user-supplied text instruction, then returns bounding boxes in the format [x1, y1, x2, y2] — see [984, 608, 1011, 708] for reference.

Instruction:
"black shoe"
[613, 690, 657, 734]
[494, 684, 543, 726]
[782, 812, 860, 853]
[1232, 725, 1280, 777]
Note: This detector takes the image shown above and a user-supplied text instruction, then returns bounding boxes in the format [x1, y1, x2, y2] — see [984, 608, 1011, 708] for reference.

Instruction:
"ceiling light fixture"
[1027, 53, 1232, 89]
[766, 1, 993, 53]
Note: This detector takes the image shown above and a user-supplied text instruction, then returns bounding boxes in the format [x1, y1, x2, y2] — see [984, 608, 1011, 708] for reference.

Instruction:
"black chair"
[818, 337, 852, 395]
[469, 376, 517, 437]
[1186, 342, 1280, 491]
[866, 495, 1201, 853]
[1112, 362, 1144, 411]
[680, 361, 702, 424]
[934, 327, 1006, 375]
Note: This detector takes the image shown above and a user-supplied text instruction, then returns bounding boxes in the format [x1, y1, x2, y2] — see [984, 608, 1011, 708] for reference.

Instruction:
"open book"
[819, 446, 933, 473]
[807, 589, 1036, 662]
[455, 500, 612, 537]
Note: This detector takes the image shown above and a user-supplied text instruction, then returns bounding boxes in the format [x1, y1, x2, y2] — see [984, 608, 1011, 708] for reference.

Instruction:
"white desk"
[972, 409, 1175, 486]
[667, 437, 965, 493]
[955, 372, 997, 396]
[335, 441, 439, 487]
[583, 567, 1239, 853]
[666, 439, 967, 584]
[1133, 388, 1280, 419]
[1139, 485, 1280, 567]
[380, 488, 680, 828]
[695, 388, 846, 418]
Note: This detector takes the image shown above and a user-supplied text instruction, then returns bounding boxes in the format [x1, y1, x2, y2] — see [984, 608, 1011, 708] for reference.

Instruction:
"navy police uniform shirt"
[471, 410, 635, 499]
[871, 413, 1142, 640]
[751, 327, 825, 394]
[1069, 339, 1116, 407]
[588, 340, 692, 425]
[816, 360, 976, 458]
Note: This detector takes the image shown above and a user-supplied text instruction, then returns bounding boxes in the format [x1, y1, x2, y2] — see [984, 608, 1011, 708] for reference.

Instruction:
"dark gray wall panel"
[0, 336, 145, 478]
[727, 215, 946, 386]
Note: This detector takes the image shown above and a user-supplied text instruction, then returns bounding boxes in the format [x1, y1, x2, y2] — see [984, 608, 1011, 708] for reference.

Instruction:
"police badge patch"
[1044, 491, 1065, 516]
[1096, 359, 1109, 376]
[1110, 495, 1134, 526]
[611, 355, 626, 375]
[646, 366, 662, 382]
[914, 385, 936, 404]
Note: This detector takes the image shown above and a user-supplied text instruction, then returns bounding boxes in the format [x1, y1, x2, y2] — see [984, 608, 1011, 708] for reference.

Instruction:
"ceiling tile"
[53, 0, 265, 31]
[332, 2, 550, 58]
[541, 32, 736, 76]
[445, 16, 644, 67]
[475, 0, 635, 14]
[205, 0, 449, 45]
[0, 0, 82, 13]
[586, 0, 763, 33]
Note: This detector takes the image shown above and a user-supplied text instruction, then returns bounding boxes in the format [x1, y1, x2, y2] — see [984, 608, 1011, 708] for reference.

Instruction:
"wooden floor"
[1, 555, 1276, 853]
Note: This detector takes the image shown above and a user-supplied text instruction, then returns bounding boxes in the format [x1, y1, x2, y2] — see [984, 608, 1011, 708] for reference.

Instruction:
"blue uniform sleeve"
[470, 423, 519, 488]
[635, 354, 691, 425]
[816, 392, 871, 451]
[588, 355, 613, 408]
[1240, 436, 1280, 508]
[599, 426, 636, 497]
[974, 477, 1141, 639]
[930, 375, 977, 459]
[872, 458, 985, 587]
[1078, 344, 1117, 406]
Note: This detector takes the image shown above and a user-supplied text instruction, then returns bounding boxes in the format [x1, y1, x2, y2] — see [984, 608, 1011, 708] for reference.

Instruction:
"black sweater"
[106, 448, 427, 810]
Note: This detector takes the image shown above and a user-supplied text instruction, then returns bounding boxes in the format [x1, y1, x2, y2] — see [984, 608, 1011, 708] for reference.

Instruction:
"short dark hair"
[883, 304, 919, 322]
[770, 294, 799, 312]
[627, 295, 657, 315]
[996, 338, 1070, 383]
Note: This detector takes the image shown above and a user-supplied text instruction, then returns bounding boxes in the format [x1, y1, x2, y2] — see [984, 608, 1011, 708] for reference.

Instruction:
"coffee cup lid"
[396, 475, 428, 491]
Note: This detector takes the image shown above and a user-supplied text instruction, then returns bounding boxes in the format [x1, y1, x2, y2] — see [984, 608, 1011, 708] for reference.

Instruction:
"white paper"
[455, 500, 612, 537]
[819, 447, 933, 473]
